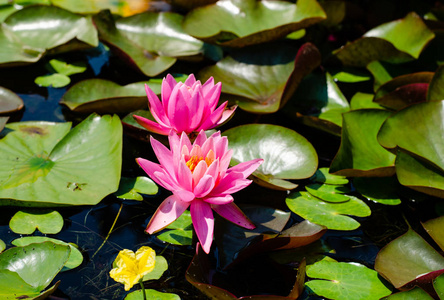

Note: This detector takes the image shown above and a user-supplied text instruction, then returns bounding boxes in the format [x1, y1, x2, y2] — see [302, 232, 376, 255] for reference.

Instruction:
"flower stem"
[139, 279, 146, 300]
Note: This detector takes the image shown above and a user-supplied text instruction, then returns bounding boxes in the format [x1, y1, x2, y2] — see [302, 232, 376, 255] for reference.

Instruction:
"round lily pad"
[306, 261, 392, 300]
[223, 124, 318, 190]
[0, 86, 24, 115]
[142, 255, 168, 281]
[115, 176, 158, 201]
[35, 73, 71, 88]
[305, 183, 350, 203]
[9, 209, 64, 234]
[12, 236, 83, 271]
[286, 191, 370, 230]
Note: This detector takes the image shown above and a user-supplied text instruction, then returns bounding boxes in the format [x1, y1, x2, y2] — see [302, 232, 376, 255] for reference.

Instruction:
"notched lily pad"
[310, 168, 349, 185]
[199, 42, 321, 114]
[223, 124, 318, 190]
[333, 12, 435, 67]
[182, 0, 326, 47]
[0, 114, 122, 206]
[35, 73, 71, 88]
[142, 255, 168, 281]
[9, 209, 64, 234]
[115, 176, 158, 201]
[0, 86, 24, 115]
[330, 109, 396, 177]
[305, 183, 350, 203]
[157, 211, 193, 246]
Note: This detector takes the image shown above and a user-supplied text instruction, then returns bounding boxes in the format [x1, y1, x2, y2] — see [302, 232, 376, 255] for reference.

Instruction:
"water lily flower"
[133, 74, 236, 135]
[109, 246, 156, 291]
[137, 130, 263, 254]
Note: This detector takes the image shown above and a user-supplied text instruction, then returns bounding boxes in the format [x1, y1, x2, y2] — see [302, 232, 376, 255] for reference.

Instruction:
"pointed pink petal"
[166, 83, 183, 120]
[161, 74, 177, 110]
[193, 175, 215, 198]
[168, 130, 180, 153]
[193, 130, 207, 146]
[201, 77, 215, 94]
[211, 202, 255, 229]
[191, 200, 214, 254]
[133, 115, 171, 135]
[214, 105, 236, 127]
[177, 160, 192, 191]
[205, 82, 222, 112]
[211, 172, 252, 195]
[197, 101, 228, 131]
[150, 136, 175, 177]
[203, 194, 233, 205]
[228, 158, 263, 178]
[136, 158, 170, 188]
[192, 160, 208, 187]
[173, 189, 195, 202]
[201, 135, 215, 158]
[184, 73, 197, 86]
[188, 90, 205, 130]
[204, 159, 219, 181]
[213, 134, 228, 158]
[170, 86, 191, 133]
[146, 195, 190, 234]
[153, 171, 179, 191]
[145, 84, 170, 127]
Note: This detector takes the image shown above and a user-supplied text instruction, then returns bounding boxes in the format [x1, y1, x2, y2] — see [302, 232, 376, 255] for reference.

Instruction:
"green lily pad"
[199, 42, 321, 114]
[0, 26, 43, 66]
[116, 12, 206, 58]
[373, 72, 433, 110]
[9, 209, 64, 234]
[0, 117, 7, 133]
[330, 109, 396, 177]
[387, 287, 433, 300]
[378, 100, 444, 172]
[310, 168, 349, 185]
[35, 73, 71, 88]
[428, 64, 444, 101]
[306, 261, 392, 300]
[0, 86, 24, 115]
[3, 5, 98, 52]
[182, 0, 326, 47]
[51, 0, 150, 15]
[125, 289, 180, 300]
[157, 210, 193, 246]
[142, 255, 168, 282]
[305, 183, 350, 203]
[334, 12, 435, 67]
[12, 236, 83, 271]
[422, 216, 444, 252]
[330, 68, 371, 83]
[115, 176, 158, 201]
[434, 274, 444, 299]
[47, 58, 87, 76]
[0, 239, 5, 253]
[375, 228, 444, 289]
[350, 92, 386, 110]
[223, 124, 318, 190]
[0, 241, 70, 292]
[0, 114, 122, 206]
[353, 177, 401, 205]
[286, 191, 371, 230]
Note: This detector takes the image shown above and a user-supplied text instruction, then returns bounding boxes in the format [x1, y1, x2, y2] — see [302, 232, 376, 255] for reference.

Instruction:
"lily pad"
[306, 261, 392, 300]
[0, 114, 122, 206]
[434, 274, 444, 299]
[334, 12, 435, 67]
[182, 0, 326, 47]
[47, 58, 87, 76]
[353, 177, 401, 205]
[157, 210, 193, 246]
[223, 124, 318, 190]
[115, 176, 158, 201]
[387, 287, 433, 300]
[375, 227, 444, 289]
[310, 168, 349, 185]
[35, 73, 71, 88]
[142, 255, 168, 281]
[350, 92, 386, 110]
[199, 42, 321, 114]
[0, 86, 24, 115]
[285, 192, 371, 230]
[373, 72, 433, 110]
[305, 183, 350, 203]
[0, 26, 43, 66]
[125, 289, 180, 300]
[9, 209, 64, 234]
[51, 0, 151, 16]
[11, 236, 83, 271]
[0, 241, 70, 292]
[0, 239, 4, 253]
[330, 109, 396, 177]
[428, 64, 444, 101]
[422, 216, 444, 252]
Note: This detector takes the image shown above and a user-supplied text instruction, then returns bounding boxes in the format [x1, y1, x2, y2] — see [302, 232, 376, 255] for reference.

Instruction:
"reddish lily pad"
[373, 72, 433, 110]
[334, 12, 435, 67]
[199, 42, 321, 114]
[0, 86, 23, 115]
[223, 124, 318, 190]
[182, 0, 326, 47]
[330, 109, 396, 177]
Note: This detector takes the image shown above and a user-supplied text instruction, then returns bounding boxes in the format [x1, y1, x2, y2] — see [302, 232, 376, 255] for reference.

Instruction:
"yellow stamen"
[186, 150, 215, 173]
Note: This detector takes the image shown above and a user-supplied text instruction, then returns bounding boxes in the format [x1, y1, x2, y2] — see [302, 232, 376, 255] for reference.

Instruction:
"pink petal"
[152, 171, 179, 191]
[145, 84, 170, 127]
[150, 136, 175, 177]
[171, 86, 191, 133]
[168, 130, 180, 153]
[197, 101, 228, 131]
[201, 135, 215, 158]
[177, 160, 193, 191]
[188, 90, 205, 130]
[184, 73, 197, 86]
[228, 158, 263, 178]
[173, 189, 195, 202]
[211, 172, 252, 195]
[203, 194, 233, 205]
[205, 82, 222, 112]
[214, 105, 236, 127]
[136, 158, 171, 188]
[201, 76, 215, 94]
[161, 74, 177, 110]
[211, 202, 255, 229]
[146, 195, 190, 234]
[193, 175, 215, 198]
[191, 200, 214, 254]
[133, 115, 171, 135]
[192, 160, 208, 187]
[193, 130, 207, 146]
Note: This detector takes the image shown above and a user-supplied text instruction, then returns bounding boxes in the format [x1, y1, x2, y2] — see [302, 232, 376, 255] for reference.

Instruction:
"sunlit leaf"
[306, 261, 392, 300]
[310, 168, 349, 185]
[223, 124, 318, 190]
[286, 191, 370, 230]
[35, 73, 71, 88]
[422, 216, 444, 252]
[0, 114, 122, 206]
[305, 183, 350, 203]
[0, 86, 24, 115]
[142, 256, 168, 281]
[387, 287, 433, 300]
[350, 92, 386, 110]
[434, 274, 444, 299]
[9, 209, 63, 234]
[157, 211, 193, 246]
[115, 177, 158, 201]
[428, 64, 444, 101]
[0, 240, 5, 253]
[125, 289, 180, 300]
[48, 59, 87, 76]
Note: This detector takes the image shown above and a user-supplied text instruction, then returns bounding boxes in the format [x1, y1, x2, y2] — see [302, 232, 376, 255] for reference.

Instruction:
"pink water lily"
[134, 74, 236, 135]
[137, 130, 263, 254]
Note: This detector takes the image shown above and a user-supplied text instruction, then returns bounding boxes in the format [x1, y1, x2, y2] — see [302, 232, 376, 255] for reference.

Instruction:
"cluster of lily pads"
[1, 0, 444, 299]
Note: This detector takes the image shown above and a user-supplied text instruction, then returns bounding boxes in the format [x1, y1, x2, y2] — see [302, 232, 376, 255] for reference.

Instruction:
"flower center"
[185, 150, 215, 173]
